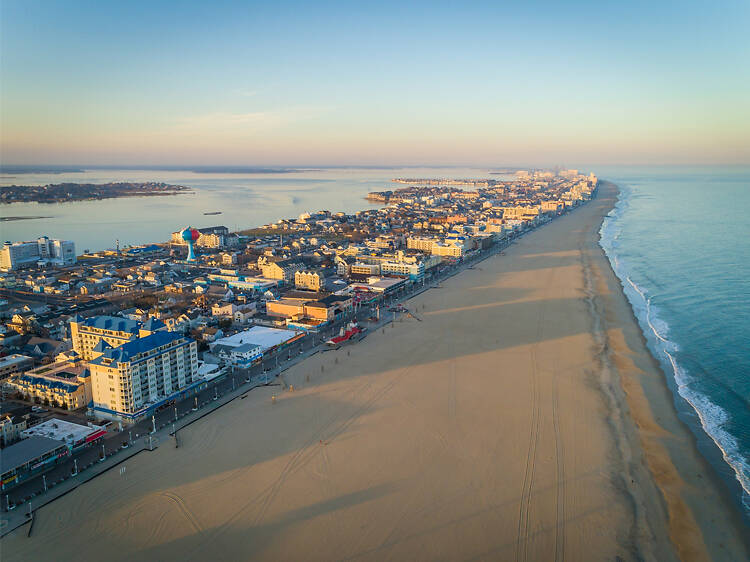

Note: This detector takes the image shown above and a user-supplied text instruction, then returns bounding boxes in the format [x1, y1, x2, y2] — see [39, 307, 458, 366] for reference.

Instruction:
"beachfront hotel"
[88, 330, 198, 423]
[70, 315, 166, 361]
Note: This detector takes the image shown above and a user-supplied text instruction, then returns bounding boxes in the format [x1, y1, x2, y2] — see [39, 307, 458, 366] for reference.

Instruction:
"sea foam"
[599, 182, 750, 515]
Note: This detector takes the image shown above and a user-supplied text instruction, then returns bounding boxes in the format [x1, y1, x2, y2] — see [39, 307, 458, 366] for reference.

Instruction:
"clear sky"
[1, 0, 748, 167]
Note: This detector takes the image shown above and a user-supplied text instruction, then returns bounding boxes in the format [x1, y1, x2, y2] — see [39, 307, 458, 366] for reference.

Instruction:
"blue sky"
[1, 0, 748, 166]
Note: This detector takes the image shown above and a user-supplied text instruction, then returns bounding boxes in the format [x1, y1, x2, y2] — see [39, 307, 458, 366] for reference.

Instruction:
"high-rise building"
[70, 316, 166, 361]
[88, 331, 198, 423]
[0, 237, 76, 271]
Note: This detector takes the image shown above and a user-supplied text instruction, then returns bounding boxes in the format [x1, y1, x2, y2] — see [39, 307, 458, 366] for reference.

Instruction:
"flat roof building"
[211, 326, 301, 355]
[21, 418, 106, 448]
[1, 436, 70, 489]
[0, 237, 76, 271]
[0, 354, 33, 380]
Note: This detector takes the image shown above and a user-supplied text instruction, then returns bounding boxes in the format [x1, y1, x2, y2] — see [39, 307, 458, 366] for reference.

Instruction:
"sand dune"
[3, 182, 747, 561]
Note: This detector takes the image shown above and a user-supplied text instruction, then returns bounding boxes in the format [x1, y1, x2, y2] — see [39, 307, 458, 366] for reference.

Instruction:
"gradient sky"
[1, 0, 749, 167]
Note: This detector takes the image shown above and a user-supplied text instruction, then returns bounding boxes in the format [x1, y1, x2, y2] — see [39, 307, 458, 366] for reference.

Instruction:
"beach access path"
[2, 183, 748, 561]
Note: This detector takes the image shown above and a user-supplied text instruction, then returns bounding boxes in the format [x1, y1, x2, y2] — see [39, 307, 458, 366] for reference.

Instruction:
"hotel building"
[88, 331, 198, 423]
[5, 360, 92, 410]
[70, 315, 166, 361]
[0, 237, 76, 271]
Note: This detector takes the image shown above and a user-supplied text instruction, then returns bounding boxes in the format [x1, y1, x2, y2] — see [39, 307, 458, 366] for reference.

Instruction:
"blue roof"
[77, 315, 141, 334]
[124, 244, 162, 254]
[89, 331, 192, 367]
[141, 317, 166, 332]
[19, 375, 81, 393]
[92, 339, 112, 353]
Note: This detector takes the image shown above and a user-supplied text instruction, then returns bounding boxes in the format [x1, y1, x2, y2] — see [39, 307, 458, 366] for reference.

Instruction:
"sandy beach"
[3, 182, 747, 561]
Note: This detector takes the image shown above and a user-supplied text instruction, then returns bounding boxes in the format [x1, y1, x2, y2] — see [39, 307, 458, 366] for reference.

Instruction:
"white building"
[210, 326, 301, 353]
[70, 315, 166, 361]
[88, 331, 199, 423]
[21, 419, 106, 449]
[0, 237, 76, 271]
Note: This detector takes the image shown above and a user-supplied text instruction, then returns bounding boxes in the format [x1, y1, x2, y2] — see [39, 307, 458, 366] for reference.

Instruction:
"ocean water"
[598, 166, 750, 518]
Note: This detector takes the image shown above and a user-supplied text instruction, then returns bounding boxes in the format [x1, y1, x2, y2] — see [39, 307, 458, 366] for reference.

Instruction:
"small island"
[0, 181, 192, 204]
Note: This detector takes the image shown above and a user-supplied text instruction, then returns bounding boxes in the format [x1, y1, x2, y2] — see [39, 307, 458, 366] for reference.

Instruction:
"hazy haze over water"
[0, 167, 507, 252]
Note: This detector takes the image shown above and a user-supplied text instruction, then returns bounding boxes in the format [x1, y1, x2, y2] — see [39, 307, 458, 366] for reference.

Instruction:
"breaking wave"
[598, 182, 750, 514]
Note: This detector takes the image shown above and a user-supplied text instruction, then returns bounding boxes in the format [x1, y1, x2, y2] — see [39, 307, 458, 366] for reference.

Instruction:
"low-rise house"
[0, 354, 34, 380]
[0, 413, 28, 447]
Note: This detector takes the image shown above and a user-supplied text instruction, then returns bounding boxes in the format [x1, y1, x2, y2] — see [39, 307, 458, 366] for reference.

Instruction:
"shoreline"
[599, 182, 750, 526]
[587, 181, 749, 559]
[2, 183, 747, 560]
[0, 191, 191, 205]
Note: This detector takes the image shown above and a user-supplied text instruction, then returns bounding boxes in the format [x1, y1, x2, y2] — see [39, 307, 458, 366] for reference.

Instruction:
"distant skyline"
[2, 0, 749, 167]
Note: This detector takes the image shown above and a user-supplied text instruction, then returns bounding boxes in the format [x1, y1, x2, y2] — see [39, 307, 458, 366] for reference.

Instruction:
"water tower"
[180, 227, 200, 262]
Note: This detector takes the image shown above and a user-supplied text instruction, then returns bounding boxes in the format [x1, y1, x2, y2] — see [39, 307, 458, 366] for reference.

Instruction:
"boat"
[203, 211, 222, 215]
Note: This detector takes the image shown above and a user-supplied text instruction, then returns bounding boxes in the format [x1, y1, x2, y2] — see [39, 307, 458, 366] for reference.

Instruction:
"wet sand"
[3, 182, 747, 561]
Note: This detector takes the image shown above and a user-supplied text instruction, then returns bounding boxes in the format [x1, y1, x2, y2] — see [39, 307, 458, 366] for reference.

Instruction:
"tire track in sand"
[552, 364, 566, 562]
[161, 491, 204, 534]
[199, 345, 431, 553]
[515, 262, 554, 562]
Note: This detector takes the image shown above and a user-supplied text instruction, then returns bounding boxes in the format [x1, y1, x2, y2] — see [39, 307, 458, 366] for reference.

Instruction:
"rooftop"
[21, 418, 105, 445]
[213, 326, 300, 351]
[72, 315, 141, 334]
[89, 331, 191, 367]
[0, 436, 68, 475]
[0, 354, 33, 368]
